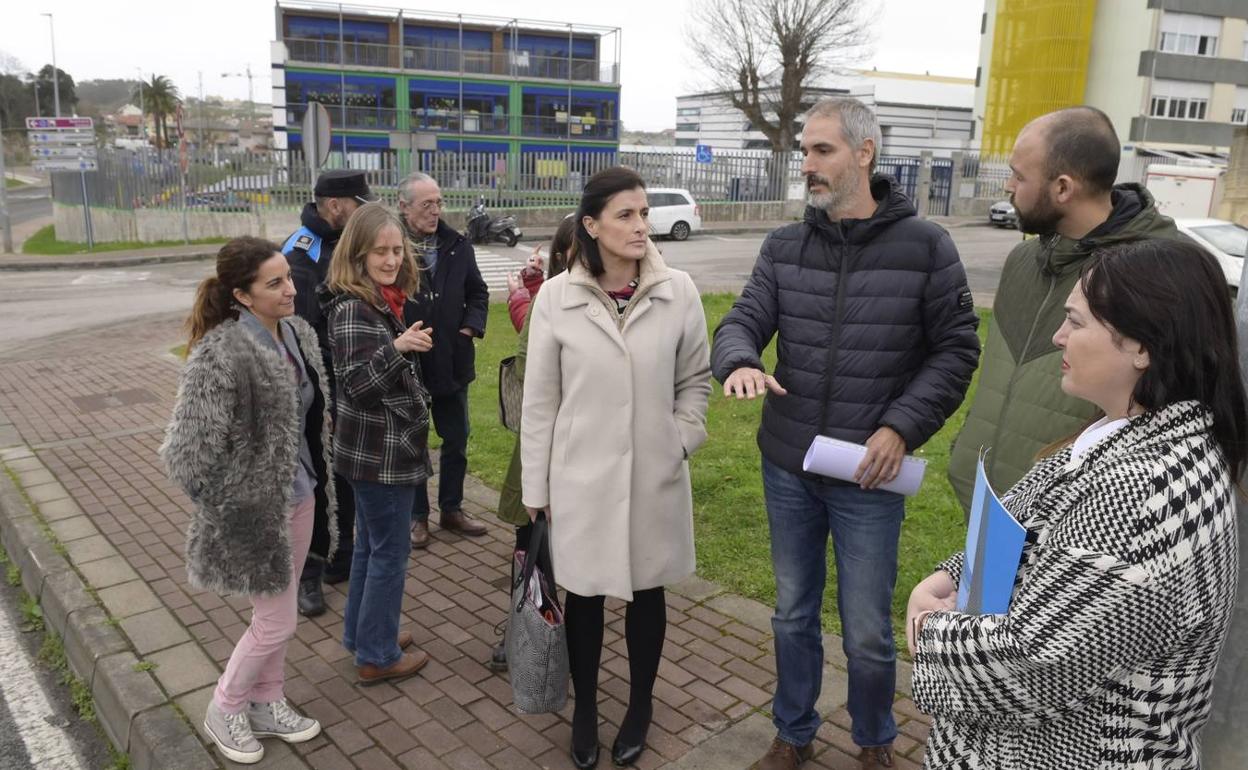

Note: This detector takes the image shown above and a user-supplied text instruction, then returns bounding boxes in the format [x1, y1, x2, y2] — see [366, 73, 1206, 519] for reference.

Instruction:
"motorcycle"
[466, 196, 522, 248]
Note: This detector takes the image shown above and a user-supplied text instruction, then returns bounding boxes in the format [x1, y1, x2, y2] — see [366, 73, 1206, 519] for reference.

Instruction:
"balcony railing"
[287, 103, 399, 131]
[284, 103, 618, 140]
[284, 37, 619, 84]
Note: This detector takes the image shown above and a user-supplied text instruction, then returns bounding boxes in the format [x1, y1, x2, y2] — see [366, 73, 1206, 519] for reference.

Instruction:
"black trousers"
[300, 471, 356, 581]
[413, 387, 470, 520]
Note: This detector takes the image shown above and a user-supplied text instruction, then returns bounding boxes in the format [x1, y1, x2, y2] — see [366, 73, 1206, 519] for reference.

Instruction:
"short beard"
[1015, 190, 1062, 236]
[806, 168, 861, 215]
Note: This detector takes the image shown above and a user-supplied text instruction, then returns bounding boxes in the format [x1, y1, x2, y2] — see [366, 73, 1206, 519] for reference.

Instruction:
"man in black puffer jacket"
[711, 97, 980, 770]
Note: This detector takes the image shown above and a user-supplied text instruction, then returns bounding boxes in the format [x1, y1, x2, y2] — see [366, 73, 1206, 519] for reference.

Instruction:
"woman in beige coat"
[522, 166, 711, 769]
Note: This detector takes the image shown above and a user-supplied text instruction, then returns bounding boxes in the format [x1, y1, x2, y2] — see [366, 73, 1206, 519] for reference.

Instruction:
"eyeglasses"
[416, 199, 444, 212]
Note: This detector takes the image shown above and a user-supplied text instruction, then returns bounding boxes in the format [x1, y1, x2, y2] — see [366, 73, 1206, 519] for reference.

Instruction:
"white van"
[645, 187, 702, 241]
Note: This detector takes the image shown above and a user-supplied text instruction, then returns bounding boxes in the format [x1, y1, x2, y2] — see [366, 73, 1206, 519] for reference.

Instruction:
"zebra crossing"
[474, 246, 529, 292]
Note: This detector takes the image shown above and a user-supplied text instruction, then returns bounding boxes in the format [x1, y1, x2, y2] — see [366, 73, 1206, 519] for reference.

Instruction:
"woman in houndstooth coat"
[906, 239, 1246, 770]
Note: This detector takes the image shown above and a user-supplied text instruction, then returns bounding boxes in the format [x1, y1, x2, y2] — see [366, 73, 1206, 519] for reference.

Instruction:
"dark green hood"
[1033, 184, 1174, 276]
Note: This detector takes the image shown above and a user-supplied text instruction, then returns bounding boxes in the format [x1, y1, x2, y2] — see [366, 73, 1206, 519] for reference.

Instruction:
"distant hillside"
[76, 79, 138, 113]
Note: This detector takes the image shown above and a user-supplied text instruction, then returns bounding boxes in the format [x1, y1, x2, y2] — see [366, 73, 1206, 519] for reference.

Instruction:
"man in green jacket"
[947, 106, 1180, 508]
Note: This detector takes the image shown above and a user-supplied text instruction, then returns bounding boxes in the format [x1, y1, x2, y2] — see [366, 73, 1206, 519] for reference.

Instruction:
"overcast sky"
[1, 0, 984, 131]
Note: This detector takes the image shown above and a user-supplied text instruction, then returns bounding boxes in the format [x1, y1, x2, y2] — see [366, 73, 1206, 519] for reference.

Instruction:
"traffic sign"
[31, 146, 97, 159]
[25, 116, 93, 130]
[302, 102, 332, 167]
[695, 144, 713, 163]
[34, 159, 98, 171]
[27, 130, 95, 145]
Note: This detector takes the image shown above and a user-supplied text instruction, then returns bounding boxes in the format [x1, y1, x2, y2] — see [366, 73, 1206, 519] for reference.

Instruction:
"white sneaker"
[247, 698, 322, 743]
[204, 700, 263, 764]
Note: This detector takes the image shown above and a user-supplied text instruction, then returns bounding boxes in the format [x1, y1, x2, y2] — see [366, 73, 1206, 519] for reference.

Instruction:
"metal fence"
[50, 145, 807, 212]
[51, 145, 978, 216]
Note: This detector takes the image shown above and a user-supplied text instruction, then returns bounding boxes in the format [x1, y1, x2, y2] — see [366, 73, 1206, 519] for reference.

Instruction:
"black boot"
[323, 543, 353, 585]
[297, 577, 326, 617]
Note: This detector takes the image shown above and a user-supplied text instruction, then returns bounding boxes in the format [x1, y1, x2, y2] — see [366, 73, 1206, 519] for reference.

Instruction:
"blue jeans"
[343, 480, 413, 668]
[762, 457, 904, 749]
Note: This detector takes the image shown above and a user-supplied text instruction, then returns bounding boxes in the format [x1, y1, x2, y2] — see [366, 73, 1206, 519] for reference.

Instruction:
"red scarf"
[379, 284, 407, 321]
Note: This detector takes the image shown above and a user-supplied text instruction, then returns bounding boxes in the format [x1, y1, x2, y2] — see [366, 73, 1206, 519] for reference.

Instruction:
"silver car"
[989, 201, 1017, 229]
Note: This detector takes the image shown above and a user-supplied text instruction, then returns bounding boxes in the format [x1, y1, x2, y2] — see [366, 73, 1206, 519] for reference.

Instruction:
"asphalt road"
[0, 224, 1021, 359]
[3, 184, 52, 227]
[0, 566, 110, 769]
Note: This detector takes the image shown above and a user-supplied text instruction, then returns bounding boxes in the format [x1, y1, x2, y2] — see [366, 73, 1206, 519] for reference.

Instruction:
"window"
[1234, 87, 1248, 125]
[409, 79, 461, 131]
[506, 34, 598, 80]
[404, 26, 493, 73]
[1149, 79, 1213, 122]
[461, 83, 509, 134]
[676, 107, 701, 117]
[676, 122, 700, 132]
[1159, 12, 1221, 57]
[284, 15, 390, 67]
[675, 137, 696, 146]
[521, 87, 618, 139]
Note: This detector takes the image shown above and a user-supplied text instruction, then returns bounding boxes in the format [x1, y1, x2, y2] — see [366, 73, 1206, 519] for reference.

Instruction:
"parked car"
[989, 200, 1017, 229]
[646, 187, 702, 241]
[1175, 218, 1248, 291]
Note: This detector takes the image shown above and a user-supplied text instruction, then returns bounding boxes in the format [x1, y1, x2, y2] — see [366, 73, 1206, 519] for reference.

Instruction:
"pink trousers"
[212, 495, 315, 713]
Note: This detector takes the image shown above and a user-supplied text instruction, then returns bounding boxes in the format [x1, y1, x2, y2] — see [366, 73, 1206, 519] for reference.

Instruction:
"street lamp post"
[137, 68, 148, 146]
[41, 13, 59, 118]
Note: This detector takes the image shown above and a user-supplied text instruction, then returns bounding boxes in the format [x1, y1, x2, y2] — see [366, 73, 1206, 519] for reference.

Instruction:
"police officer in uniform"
[282, 168, 377, 617]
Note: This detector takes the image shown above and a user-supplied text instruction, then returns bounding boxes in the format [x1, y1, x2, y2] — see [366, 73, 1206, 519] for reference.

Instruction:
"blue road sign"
[695, 144, 713, 163]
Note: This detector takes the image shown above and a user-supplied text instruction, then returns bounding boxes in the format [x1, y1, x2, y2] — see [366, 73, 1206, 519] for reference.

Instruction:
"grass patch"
[19, 591, 44, 632]
[132, 660, 157, 673]
[38, 632, 95, 721]
[21, 225, 227, 256]
[464, 298, 991, 642]
[5, 176, 27, 189]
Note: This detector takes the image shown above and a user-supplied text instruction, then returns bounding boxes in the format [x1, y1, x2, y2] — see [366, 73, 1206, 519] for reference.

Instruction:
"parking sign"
[695, 144, 713, 164]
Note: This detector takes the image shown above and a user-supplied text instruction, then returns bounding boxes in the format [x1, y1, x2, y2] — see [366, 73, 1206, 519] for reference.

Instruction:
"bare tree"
[688, 0, 872, 195]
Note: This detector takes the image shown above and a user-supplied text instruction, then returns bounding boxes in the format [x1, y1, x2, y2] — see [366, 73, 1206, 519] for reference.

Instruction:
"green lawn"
[21, 225, 226, 256]
[4, 177, 26, 189]
[464, 298, 991, 644]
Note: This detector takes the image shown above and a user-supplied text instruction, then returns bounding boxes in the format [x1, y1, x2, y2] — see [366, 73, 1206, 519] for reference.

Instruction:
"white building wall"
[1083, 0, 1157, 148]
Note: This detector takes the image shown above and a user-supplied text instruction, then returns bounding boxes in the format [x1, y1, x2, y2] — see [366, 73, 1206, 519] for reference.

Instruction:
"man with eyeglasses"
[282, 168, 378, 617]
[397, 172, 490, 548]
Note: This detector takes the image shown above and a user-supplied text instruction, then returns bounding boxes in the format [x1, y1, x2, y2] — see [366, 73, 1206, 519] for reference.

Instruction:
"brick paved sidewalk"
[0, 314, 930, 770]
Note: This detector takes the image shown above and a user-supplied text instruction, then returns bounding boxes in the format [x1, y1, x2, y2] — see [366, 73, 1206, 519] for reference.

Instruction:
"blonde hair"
[327, 203, 420, 305]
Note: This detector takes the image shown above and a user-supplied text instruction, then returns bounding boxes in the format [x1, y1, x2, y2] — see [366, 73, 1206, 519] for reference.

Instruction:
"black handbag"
[498, 355, 522, 433]
[506, 512, 569, 713]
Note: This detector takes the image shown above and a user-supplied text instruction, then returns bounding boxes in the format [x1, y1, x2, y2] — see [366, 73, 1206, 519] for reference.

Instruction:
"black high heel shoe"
[611, 705, 652, 767]
[571, 743, 600, 769]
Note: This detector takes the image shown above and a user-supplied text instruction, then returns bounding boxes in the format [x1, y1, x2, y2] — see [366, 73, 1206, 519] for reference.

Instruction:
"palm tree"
[132, 75, 180, 154]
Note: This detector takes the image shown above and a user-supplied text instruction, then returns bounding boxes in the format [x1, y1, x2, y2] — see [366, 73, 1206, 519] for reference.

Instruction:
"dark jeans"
[343, 480, 413, 668]
[761, 457, 905, 749]
[300, 471, 356, 581]
[413, 387, 470, 520]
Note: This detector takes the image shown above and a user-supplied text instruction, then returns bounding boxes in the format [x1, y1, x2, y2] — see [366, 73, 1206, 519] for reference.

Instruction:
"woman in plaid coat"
[906, 240, 1246, 769]
[323, 204, 434, 686]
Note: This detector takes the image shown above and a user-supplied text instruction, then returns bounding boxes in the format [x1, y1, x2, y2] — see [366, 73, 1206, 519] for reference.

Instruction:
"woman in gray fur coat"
[161, 237, 336, 765]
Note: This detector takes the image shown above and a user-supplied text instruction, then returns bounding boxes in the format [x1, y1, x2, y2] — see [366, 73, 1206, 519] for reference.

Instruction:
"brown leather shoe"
[438, 509, 487, 536]
[410, 519, 430, 549]
[398, 631, 414, 651]
[357, 650, 429, 686]
[858, 744, 894, 769]
[758, 737, 813, 770]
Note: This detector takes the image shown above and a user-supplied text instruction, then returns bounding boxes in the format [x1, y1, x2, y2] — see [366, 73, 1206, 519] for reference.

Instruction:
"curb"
[0, 251, 217, 272]
[0, 447, 219, 770]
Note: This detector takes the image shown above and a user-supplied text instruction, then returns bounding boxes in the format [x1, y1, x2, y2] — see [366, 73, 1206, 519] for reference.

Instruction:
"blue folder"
[956, 452, 1026, 614]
